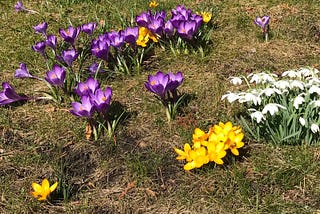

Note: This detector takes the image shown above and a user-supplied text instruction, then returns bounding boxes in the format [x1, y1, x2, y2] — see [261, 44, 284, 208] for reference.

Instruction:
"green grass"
[1, 0, 320, 213]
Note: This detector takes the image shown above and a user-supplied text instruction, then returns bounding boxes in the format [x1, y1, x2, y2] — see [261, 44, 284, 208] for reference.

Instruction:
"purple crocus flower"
[91, 87, 112, 113]
[91, 37, 110, 61]
[45, 65, 66, 87]
[32, 41, 46, 56]
[59, 26, 80, 45]
[254, 16, 270, 31]
[177, 21, 197, 40]
[107, 31, 125, 49]
[45, 34, 57, 49]
[88, 62, 105, 74]
[70, 96, 95, 118]
[15, 63, 33, 78]
[82, 22, 97, 35]
[154, 10, 166, 21]
[14, 0, 25, 12]
[136, 11, 151, 27]
[190, 14, 203, 29]
[164, 20, 174, 36]
[145, 71, 170, 99]
[167, 71, 183, 91]
[61, 49, 79, 67]
[123, 26, 139, 46]
[75, 77, 100, 97]
[0, 82, 28, 105]
[15, 63, 40, 80]
[33, 22, 48, 35]
[148, 18, 165, 35]
[171, 5, 191, 20]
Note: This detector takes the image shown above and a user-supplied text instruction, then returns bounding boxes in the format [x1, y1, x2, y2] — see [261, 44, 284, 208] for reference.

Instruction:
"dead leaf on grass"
[118, 181, 136, 199]
[85, 123, 92, 140]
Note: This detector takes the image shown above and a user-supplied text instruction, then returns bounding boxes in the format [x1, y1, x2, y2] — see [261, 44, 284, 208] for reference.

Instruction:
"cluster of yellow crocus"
[136, 27, 159, 47]
[174, 121, 245, 171]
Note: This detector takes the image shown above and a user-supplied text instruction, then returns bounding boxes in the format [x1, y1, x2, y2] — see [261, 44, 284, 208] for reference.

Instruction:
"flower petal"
[50, 181, 58, 192]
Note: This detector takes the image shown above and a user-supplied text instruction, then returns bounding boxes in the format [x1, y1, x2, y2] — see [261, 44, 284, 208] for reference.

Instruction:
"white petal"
[299, 117, 306, 126]
[311, 123, 319, 133]
[293, 96, 305, 109]
[229, 77, 242, 85]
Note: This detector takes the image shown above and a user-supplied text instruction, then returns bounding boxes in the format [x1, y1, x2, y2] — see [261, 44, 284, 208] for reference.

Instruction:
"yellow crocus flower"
[149, 1, 159, 8]
[31, 178, 58, 201]
[184, 147, 209, 170]
[207, 141, 227, 164]
[200, 12, 212, 23]
[192, 127, 209, 148]
[174, 143, 192, 162]
[136, 27, 158, 47]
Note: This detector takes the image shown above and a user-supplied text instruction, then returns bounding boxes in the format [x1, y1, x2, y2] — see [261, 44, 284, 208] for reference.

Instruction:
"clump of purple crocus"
[70, 77, 113, 140]
[254, 15, 270, 42]
[0, 82, 29, 105]
[145, 70, 184, 121]
[136, 10, 166, 36]
[91, 34, 110, 61]
[169, 5, 203, 40]
[72, 77, 112, 117]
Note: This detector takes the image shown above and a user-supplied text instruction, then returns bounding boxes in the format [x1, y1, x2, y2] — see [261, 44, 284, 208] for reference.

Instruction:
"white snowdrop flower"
[272, 80, 291, 90]
[299, 117, 306, 126]
[248, 73, 262, 84]
[282, 70, 300, 78]
[305, 77, 320, 87]
[229, 76, 242, 85]
[289, 80, 305, 90]
[260, 72, 277, 83]
[221, 92, 240, 103]
[293, 95, 305, 109]
[309, 85, 320, 95]
[310, 100, 320, 107]
[298, 68, 312, 77]
[248, 109, 265, 123]
[259, 87, 282, 97]
[311, 123, 320, 133]
[238, 92, 261, 105]
[261, 103, 286, 116]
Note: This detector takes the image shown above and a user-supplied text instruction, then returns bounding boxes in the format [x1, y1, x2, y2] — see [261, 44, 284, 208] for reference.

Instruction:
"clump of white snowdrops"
[222, 67, 320, 145]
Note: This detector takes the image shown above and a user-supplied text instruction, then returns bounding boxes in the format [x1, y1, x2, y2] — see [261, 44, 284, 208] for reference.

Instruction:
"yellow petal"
[234, 133, 244, 143]
[174, 147, 185, 156]
[231, 148, 239, 156]
[31, 191, 40, 198]
[50, 182, 58, 192]
[236, 141, 245, 148]
[184, 161, 196, 171]
[184, 143, 191, 152]
[32, 182, 42, 193]
[213, 158, 224, 165]
[217, 150, 227, 159]
[38, 195, 47, 201]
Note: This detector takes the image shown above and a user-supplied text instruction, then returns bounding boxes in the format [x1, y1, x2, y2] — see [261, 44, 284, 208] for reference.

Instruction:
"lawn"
[1, 0, 320, 213]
